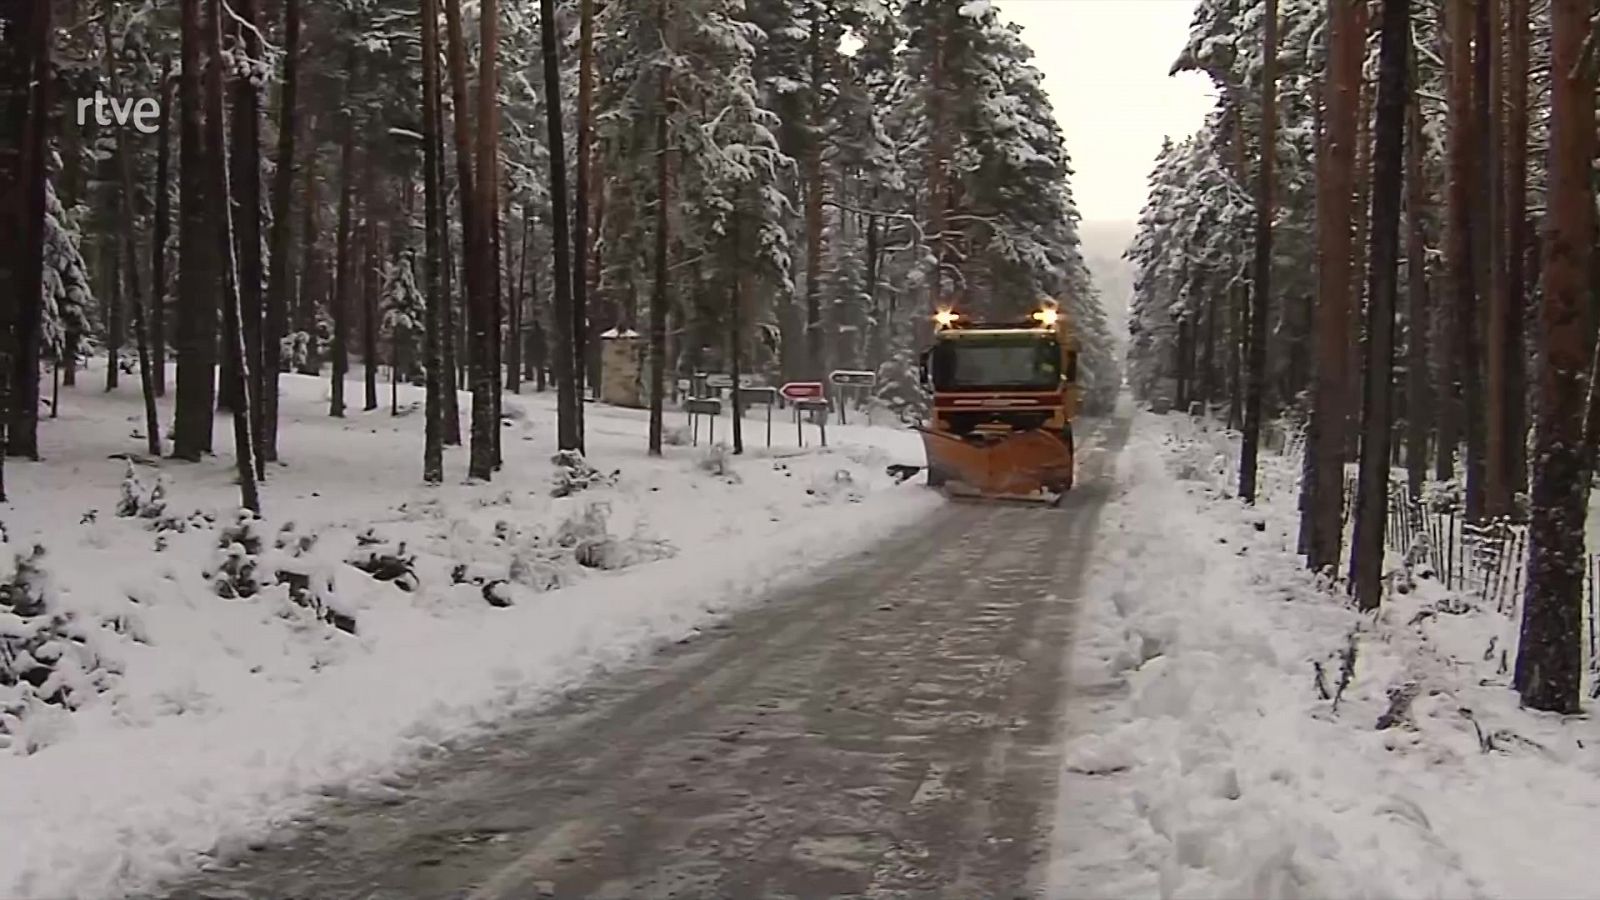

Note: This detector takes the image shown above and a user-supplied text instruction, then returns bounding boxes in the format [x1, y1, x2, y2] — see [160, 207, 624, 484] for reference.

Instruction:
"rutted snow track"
[157, 417, 1129, 900]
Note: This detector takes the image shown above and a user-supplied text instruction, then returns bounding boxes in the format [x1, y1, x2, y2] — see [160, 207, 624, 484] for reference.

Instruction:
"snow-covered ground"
[0, 362, 938, 900]
[1050, 410, 1600, 899]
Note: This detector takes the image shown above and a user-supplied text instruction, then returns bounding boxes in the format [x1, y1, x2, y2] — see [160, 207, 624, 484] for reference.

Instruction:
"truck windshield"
[931, 337, 1060, 391]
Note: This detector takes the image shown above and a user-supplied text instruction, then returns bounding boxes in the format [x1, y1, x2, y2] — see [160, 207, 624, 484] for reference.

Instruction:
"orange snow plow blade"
[918, 427, 1074, 503]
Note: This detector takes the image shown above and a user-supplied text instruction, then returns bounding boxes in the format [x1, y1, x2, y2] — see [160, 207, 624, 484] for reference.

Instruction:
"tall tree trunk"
[1228, 111, 1246, 431]
[151, 55, 173, 398]
[432, 85, 461, 446]
[262, 0, 298, 462]
[540, 0, 580, 454]
[203, 0, 261, 512]
[803, 8, 827, 380]
[646, 0, 669, 457]
[362, 171, 380, 413]
[174, 0, 217, 460]
[1503, 0, 1529, 505]
[731, 265, 745, 455]
[4, 2, 47, 462]
[0, 0, 51, 487]
[487, 152, 502, 471]
[924, 19, 949, 335]
[330, 73, 357, 420]
[1404, 69, 1431, 500]
[441, 0, 476, 451]
[230, 0, 267, 476]
[1305, 0, 1362, 572]
[1344, 17, 1372, 460]
[1481, 0, 1510, 517]
[1350, 0, 1410, 610]
[1439, 0, 1473, 485]
[106, 235, 123, 393]
[102, 8, 162, 457]
[296, 149, 323, 376]
[573, 0, 594, 443]
[1515, 0, 1593, 714]
[1239, 0, 1276, 504]
[420, 0, 444, 483]
[508, 211, 528, 393]
[1461, 0, 1490, 519]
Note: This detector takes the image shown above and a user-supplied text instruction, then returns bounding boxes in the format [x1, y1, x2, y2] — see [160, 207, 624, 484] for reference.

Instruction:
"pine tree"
[1515, 0, 1593, 714]
[1349, 0, 1410, 610]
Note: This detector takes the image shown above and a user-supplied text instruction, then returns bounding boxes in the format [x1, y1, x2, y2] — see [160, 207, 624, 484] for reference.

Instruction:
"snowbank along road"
[157, 414, 1131, 900]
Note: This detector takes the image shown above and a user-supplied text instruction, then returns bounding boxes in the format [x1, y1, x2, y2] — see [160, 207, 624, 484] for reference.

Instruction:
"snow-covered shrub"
[663, 426, 689, 447]
[381, 249, 426, 381]
[264, 525, 351, 633]
[345, 533, 419, 592]
[554, 502, 675, 571]
[874, 324, 930, 423]
[115, 463, 167, 521]
[204, 510, 269, 599]
[0, 544, 116, 752]
[805, 469, 863, 504]
[696, 444, 740, 482]
[550, 449, 619, 498]
[40, 182, 95, 360]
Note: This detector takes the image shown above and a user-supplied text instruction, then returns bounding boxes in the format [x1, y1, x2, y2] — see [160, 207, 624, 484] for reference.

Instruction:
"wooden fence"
[1346, 474, 1600, 671]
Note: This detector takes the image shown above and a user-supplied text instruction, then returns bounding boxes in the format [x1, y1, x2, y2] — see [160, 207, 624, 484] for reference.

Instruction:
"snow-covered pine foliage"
[550, 449, 620, 498]
[40, 181, 96, 359]
[0, 543, 115, 753]
[897, 0, 1119, 411]
[1127, 0, 1465, 416]
[381, 248, 426, 380]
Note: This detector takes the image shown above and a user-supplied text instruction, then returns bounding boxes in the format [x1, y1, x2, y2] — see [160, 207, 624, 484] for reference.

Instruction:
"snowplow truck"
[914, 304, 1080, 504]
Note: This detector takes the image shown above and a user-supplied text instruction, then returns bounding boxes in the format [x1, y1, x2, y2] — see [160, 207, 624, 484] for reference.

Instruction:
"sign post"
[685, 397, 722, 446]
[828, 370, 876, 426]
[780, 383, 826, 447]
[738, 385, 778, 448]
[796, 398, 830, 448]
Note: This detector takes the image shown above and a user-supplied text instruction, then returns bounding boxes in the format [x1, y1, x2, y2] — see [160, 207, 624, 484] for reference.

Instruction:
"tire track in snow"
[157, 415, 1131, 900]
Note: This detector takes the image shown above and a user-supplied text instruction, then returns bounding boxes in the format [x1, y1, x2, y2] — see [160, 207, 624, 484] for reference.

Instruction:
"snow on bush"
[550, 449, 619, 498]
[805, 468, 863, 504]
[345, 528, 419, 593]
[0, 544, 117, 755]
[116, 464, 169, 521]
[204, 510, 269, 600]
[1053, 412, 1600, 900]
[554, 502, 676, 572]
[696, 443, 740, 482]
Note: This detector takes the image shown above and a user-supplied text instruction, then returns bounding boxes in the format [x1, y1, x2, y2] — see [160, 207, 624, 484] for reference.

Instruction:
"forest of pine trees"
[0, 0, 1119, 512]
[1126, 0, 1597, 713]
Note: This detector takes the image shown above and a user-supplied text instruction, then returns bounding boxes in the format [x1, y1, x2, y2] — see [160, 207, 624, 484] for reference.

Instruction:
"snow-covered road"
[150, 415, 1130, 900]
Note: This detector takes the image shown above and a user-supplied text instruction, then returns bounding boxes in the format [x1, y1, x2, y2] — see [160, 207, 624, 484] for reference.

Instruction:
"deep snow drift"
[1050, 411, 1600, 899]
[0, 364, 937, 900]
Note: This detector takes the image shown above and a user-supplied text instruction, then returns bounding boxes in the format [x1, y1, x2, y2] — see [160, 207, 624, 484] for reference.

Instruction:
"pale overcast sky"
[992, 0, 1216, 224]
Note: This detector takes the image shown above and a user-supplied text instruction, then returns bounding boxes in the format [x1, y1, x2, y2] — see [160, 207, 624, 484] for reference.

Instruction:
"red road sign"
[780, 381, 825, 401]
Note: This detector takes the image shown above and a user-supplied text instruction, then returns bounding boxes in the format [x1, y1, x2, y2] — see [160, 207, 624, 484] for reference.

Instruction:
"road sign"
[728, 386, 777, 448]
[795, 398, 829, 448]
[685, 397, 722, 446]
[705, 373, 733, 389]
[685, 398, 722, 417]
[780, 381, 825, 401]
[829, 369, 876, 387]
